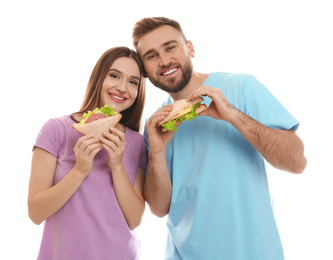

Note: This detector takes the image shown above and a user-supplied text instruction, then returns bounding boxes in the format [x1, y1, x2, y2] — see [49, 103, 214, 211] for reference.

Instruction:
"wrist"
[148, 150, 167, 167]
[71, 165, 89, 180]
[109, 160, 125, 173]
[224, 106, 242, 125]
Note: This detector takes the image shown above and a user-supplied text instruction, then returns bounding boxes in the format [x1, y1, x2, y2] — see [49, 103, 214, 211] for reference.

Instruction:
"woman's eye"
[130, 80, 139, 86]
[110, 73, 118, 79]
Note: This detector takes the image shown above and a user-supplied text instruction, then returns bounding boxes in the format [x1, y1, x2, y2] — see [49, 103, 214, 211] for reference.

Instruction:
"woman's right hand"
[73, 134, 101, 176]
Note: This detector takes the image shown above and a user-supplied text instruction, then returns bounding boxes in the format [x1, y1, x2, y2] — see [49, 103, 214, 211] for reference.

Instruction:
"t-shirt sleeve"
[242, 75, 299, 131]
[143, 118, 149, 152]
[138, 131, 148, 168]
[33, 118, 61, 158]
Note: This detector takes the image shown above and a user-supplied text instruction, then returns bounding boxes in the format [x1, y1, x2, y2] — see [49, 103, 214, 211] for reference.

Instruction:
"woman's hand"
[99, 127, 126, 168]
[74, 134, 102, 176]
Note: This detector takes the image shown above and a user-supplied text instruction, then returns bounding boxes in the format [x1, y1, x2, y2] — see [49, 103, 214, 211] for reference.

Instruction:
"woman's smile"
[109, 92, 127, 103]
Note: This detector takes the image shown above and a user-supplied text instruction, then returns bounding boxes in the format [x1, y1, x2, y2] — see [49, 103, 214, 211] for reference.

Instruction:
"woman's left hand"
[99, 127, 126, 168]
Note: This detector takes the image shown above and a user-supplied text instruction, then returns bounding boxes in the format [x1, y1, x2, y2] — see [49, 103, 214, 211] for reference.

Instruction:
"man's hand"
[187, 85, 307, 173]
[187, 85, 237, 122]
[146, 104, 175, 154]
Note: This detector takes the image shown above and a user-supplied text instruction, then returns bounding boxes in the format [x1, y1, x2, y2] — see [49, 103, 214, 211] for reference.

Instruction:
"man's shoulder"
[209, 72, 252, 82]
[205, 72, 254, 93]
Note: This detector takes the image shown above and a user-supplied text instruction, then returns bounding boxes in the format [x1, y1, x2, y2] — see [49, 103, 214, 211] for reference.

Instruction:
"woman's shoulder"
[44, 115, 74, 128]
[38, 115, 76, 137]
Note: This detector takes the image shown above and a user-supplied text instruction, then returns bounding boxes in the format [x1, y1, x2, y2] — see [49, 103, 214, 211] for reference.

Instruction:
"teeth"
[163, 68, 177, 76]
[111, 94, 125, 100]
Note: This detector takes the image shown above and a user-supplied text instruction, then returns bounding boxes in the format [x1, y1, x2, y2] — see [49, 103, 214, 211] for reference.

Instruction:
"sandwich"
[157, 97, 207, 132]
[72, 104, 122, 137]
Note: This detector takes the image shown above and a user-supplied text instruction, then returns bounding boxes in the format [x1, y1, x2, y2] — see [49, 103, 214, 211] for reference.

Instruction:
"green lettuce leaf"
[100, 104, 116, 116]
[80, 104, 116, 124]
[162, 102, 201, 132]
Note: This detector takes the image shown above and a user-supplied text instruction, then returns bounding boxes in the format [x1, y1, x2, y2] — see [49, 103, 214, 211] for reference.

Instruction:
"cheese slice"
[170, 106, 192, 121]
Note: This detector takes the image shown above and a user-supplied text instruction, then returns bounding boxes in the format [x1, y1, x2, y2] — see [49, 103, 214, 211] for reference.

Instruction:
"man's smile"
[160, 67, 179, 77]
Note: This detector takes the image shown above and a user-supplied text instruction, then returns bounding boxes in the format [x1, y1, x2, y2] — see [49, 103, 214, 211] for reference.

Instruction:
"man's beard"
[149, 60, 193, 93]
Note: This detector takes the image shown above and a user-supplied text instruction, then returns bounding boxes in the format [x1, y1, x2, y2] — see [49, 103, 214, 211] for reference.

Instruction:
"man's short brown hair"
[132, 17, 187, 49]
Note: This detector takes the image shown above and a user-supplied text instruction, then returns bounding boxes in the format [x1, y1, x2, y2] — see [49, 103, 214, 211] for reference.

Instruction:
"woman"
[28, 47, 147, 260]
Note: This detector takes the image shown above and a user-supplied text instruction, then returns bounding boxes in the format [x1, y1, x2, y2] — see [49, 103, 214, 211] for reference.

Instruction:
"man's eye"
[147, 54, 156, 60]
[167, 46, 175, 51]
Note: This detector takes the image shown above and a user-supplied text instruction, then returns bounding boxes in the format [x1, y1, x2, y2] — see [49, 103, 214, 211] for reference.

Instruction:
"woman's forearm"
[111, 164, 145, 230]
[28, 166, 86, 225]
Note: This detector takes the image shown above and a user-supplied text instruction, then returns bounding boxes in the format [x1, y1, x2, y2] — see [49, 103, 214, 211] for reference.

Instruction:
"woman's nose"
[115, 80, 127, 93]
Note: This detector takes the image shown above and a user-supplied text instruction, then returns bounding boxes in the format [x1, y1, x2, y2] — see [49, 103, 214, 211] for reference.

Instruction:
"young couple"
[28, 17, 307, 260]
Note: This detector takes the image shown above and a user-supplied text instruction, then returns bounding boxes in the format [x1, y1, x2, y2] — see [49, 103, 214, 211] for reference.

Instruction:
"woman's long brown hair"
[74, 47, 146, 132]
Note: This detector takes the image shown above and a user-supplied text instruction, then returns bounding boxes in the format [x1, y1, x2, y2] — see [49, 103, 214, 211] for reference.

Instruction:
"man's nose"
[158, 53, 170, 67]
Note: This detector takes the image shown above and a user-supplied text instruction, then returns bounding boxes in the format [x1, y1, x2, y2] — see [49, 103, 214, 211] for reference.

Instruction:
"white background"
[1, 0, 332, 259]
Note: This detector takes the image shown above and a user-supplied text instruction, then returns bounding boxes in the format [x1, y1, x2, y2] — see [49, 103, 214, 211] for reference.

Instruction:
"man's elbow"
[143, 188, 170, 218]
[293, 156, 307, 174]
[286, 154, 307, 174]
[145, 197, 169, 218]
[149, 206, 168, 218]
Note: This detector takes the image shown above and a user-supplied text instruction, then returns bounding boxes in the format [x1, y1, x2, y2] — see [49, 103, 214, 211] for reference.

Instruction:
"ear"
[187, 40, 195, 58]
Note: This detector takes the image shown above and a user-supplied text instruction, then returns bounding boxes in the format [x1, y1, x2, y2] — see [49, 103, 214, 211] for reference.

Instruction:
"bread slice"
[72, 113, 122, 137]
[160, 104, 207, 132]
[158, 97, 204, 126]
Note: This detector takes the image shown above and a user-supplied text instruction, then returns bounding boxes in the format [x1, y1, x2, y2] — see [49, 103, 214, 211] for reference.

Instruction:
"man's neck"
[169, 71, 210, 101]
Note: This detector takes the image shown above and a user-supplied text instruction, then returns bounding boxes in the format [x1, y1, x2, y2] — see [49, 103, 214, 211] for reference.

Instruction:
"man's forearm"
[144, 151, 172, 217]
[228, 108, 307, 173]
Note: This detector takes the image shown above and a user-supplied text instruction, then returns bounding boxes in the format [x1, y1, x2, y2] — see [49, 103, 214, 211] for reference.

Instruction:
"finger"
[187, 85, 213, 100]
[75, 134, 94, 150]
[149, 114, 170, 127]
[100, 142, 117, 156]
[99, 136, 121, 153]
[148, 108, 173, 126]
[82, 141, 102, 155]
[101, 131, 121, 146]
[109, 127, 126, 142]
[152, 105, 173, 118]
[87, 146, 102, 159]
[80, 137, 101, 153]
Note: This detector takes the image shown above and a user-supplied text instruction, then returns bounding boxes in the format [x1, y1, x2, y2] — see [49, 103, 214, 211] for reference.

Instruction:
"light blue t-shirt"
[145, 72, 299, 260]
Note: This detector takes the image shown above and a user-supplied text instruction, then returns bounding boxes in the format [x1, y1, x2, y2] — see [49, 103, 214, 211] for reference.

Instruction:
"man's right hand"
[146, 104, 174, 154]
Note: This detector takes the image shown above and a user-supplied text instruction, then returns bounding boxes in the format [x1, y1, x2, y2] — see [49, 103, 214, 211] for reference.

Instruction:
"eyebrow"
[108, 68, 140, 81]
[142, 40, 178, 59]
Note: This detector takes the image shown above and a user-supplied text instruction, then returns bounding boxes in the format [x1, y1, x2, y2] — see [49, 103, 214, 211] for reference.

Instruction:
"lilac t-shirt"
[33, 115, 147, 260]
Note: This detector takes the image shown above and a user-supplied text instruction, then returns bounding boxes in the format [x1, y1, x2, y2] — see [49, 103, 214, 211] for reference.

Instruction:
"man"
[132, 17, 307, 260]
